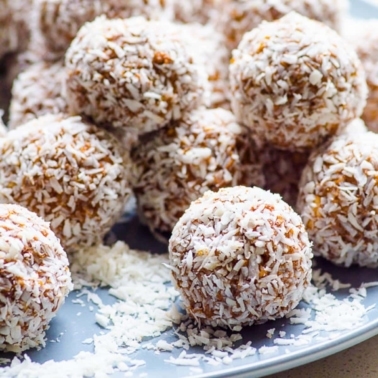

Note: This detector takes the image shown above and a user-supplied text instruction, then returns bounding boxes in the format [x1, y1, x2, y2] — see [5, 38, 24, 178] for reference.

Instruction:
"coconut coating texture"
[229, 12, 368, 152]
[169, 186, 313, 328]
[0, 114, 132, 252]
[217, 0, 348, 50]
[0, 0, 30, 60]
[0, 204, 72, 353]
[34, 0, 174, 57]
[131, 108, 264, 236]
[259, 118, 368, 208]
[34, 0, 103, 56]
[6, 57, 138, 151]
[343, 19, 378, 133]
[172, 23, 230, 109]
[297, 132, 378, 268]
[9, 60, 68, 129]
[65, 16, 207, 135]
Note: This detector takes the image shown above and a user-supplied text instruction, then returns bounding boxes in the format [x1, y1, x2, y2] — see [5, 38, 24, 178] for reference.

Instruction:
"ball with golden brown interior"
[131, 108, 264, 237]
[0, 114, 132, 252]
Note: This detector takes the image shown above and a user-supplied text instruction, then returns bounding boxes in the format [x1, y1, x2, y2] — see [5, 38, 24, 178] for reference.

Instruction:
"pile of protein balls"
[0, 0, 377, 352]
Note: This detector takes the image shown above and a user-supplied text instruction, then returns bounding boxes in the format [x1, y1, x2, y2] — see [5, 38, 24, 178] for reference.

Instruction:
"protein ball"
[218, 0, 348, 50]
[9, 60, 68, 129]
[0, 114, 132, 252]
[169, 186, 312, 328]
[230, 12, 368, 152]
[131, 108, 264, 236]
[167, 22, 230, 108]
[343, 19, 378, 133]
[297, 132, 378, 267]
[65, 16, 207, 135]
[0, 203, 72, 353]
[34, 0, 103, 56]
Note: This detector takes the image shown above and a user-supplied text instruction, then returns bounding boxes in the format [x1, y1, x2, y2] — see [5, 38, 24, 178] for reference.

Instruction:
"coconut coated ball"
[169, 186, 312, 328]
[9, 60, 68, 129]
[131, 108, 264, 236]
[230, 12, 368, 152]
[0, 204, 72, 353]
[65, 16, 207, 135]
[337, 118, 368, 136]
[33, 0, 176, 58]
[0, 114, 132, 252]
[297, 131, 378, 267]
[217, 0, 348, 50]
[170, 22, 230, 108]
[34, 0, 103, 56]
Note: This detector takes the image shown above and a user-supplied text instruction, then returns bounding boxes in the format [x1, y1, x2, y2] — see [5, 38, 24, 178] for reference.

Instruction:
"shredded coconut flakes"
[0, 231, 375, 377]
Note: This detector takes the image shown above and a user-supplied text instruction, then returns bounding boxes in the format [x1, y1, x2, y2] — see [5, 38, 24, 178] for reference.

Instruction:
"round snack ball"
[342, 19, 378, 133]
[35, 0, 175, 58]
[171, 22, 230, 109]
[34, 0, 103, 56]
[169, 186, 312, 328]
[131, 108, 264, 236]
[0, 114, 132, 252]
[217, 0, 348, 50]
[230, 12, 368, 152]
[65, 16, 207, 135]
[9, 60, 68, 129]
[297, 132, 378, 267]
[0, 204, 72, 353]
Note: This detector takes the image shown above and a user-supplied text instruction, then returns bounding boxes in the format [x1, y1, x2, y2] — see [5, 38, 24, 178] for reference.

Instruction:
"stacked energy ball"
[0, 0, 377, 348]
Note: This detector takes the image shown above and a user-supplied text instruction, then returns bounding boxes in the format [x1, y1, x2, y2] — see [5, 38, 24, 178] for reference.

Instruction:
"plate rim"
[194, 315, 378, 378]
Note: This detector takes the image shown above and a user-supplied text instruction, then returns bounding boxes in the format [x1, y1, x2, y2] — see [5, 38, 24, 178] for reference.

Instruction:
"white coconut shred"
[0, 241, 375, 377]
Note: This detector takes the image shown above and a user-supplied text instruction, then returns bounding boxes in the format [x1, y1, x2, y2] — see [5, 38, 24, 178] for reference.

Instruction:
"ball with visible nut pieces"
[230, 12, 368, 152]
[169, 186, 312, 328]
[297, 131, 378, 268]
